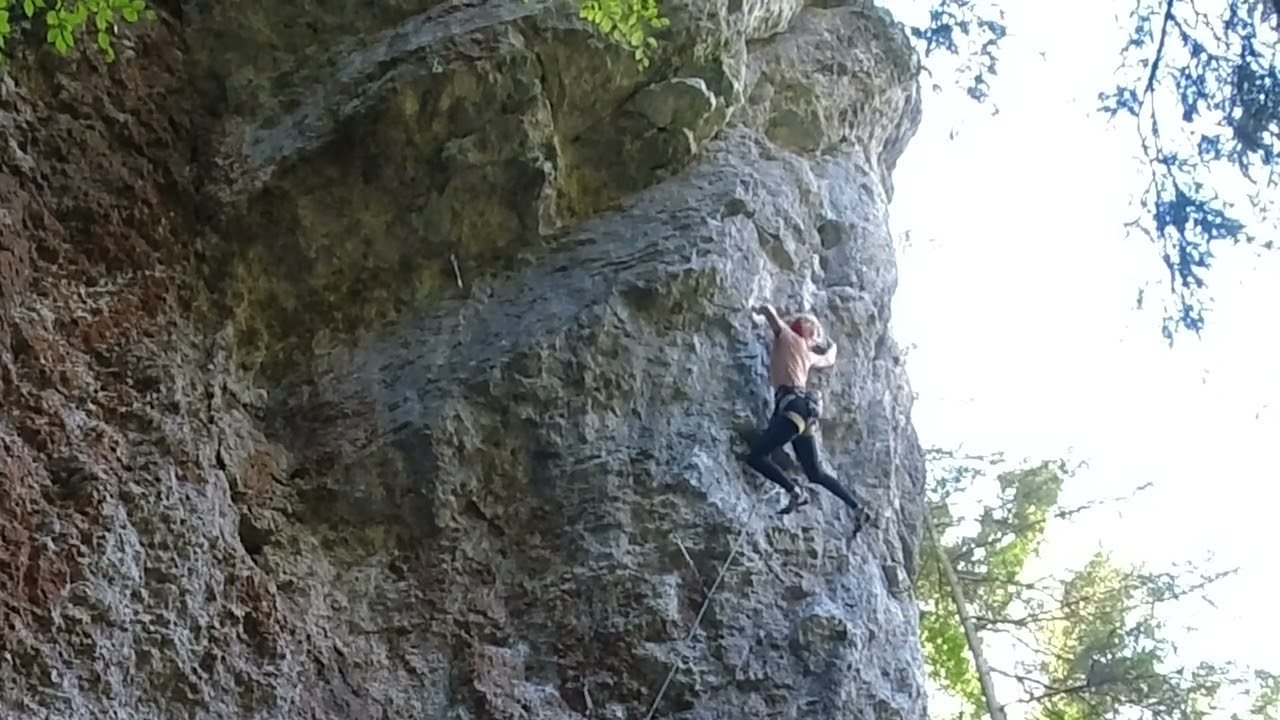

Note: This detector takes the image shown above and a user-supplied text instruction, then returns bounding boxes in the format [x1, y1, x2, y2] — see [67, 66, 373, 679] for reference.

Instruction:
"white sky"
[878, 0, 1280, 703]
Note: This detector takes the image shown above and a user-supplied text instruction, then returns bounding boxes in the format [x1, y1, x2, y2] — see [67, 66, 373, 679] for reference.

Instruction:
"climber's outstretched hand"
[752, 303, 784, 334]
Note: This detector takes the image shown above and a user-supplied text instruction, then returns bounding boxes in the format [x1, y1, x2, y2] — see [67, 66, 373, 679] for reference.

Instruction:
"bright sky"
[878, 0, 1280, 706]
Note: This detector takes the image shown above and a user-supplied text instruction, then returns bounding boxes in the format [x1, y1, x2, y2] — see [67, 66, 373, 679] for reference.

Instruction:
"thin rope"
[640, 488, 774, 720]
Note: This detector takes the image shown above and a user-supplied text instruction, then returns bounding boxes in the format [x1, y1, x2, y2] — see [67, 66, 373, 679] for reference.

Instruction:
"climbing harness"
[773, 385, 820, 436]
[640, 487, 776, 720]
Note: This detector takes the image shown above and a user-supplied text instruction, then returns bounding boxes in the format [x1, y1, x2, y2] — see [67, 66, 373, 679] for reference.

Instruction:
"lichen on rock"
[1, 0, 929, 717]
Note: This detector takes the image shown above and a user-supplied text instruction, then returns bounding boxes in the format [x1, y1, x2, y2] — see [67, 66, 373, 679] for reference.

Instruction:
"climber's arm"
[754, 303, 787, 336]
[810, 341, 838, 369]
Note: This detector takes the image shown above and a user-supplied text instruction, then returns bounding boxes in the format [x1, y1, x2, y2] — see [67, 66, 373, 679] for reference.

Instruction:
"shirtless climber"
[742, 303, 868, 530]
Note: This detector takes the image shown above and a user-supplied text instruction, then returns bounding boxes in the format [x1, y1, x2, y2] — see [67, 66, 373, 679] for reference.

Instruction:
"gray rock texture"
[0, 0, 927, 717]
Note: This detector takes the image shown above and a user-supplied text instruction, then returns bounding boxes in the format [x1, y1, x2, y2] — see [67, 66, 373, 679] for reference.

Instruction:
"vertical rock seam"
[0, 0, 928, 718]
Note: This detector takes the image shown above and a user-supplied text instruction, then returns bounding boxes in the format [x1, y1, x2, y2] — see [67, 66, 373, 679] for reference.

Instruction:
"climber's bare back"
[768, 329, 813, 389]
[753, 303, 838, 390]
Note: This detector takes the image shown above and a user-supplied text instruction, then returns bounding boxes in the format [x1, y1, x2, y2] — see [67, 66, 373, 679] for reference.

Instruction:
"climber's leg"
[791, 431, 869, 535]
[791, 432, 858, 509]
[743, 408, 809, 514]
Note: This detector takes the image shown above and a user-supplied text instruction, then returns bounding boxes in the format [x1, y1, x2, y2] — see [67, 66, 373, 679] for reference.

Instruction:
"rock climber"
[742, 303, 868, 531]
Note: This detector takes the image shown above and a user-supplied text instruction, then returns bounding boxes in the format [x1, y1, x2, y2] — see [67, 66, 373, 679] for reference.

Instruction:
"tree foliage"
[0, 0, 154, 65]
[2, 0, 669, 70]
[907, 0, 1008, 103]
[905, 0, 1280, 341]
[918, 448, 1277, 720]
[1239, 671, 1280, 720]
[919, 450, 1069, 720]
[516, 0, 670, 67]
[1031, 553, 1244, 720]
[575, 0, 669, 67]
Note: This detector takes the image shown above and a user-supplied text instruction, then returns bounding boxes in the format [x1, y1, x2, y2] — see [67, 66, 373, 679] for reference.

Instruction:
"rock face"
[0, 0, 927, 717]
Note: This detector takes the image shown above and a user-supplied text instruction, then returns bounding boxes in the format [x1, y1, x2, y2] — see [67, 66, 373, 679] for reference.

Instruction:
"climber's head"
[786, 313, 825, 343]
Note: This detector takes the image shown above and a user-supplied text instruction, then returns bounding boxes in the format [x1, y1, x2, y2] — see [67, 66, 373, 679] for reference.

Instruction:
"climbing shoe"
[779, 486, 810, 515]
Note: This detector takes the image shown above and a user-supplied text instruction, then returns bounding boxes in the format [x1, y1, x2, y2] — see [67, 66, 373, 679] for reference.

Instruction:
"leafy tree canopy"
[0, 0, 154, 65]
[902, 0, 1279, 341]
[919, 448, 1278, 720]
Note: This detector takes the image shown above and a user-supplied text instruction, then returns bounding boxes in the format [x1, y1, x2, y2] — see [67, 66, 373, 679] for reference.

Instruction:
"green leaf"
[573, 0, 668, 67]
[123, 6, 139, 22]
[24, 0, 36, 18]
[921, 449, 1252, 720]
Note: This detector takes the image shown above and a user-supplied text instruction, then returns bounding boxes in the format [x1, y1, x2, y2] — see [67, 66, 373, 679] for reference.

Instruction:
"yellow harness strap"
[783, 410, 807, 433]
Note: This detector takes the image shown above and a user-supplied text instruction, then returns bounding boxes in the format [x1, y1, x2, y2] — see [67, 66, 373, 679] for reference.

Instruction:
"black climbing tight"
[744, 387, 862, 515]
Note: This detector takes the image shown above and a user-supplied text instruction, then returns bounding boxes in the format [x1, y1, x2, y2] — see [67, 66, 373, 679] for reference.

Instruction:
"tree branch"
[945, 485, 1151, 565]
[926, 517, 1010, 720]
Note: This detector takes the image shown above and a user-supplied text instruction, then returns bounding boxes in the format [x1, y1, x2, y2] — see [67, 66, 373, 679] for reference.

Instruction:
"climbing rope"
[640, 488, 776, 720]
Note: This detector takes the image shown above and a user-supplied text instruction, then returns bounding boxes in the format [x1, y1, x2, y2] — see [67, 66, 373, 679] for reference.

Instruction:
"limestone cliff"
[0, 0, 926, 717]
